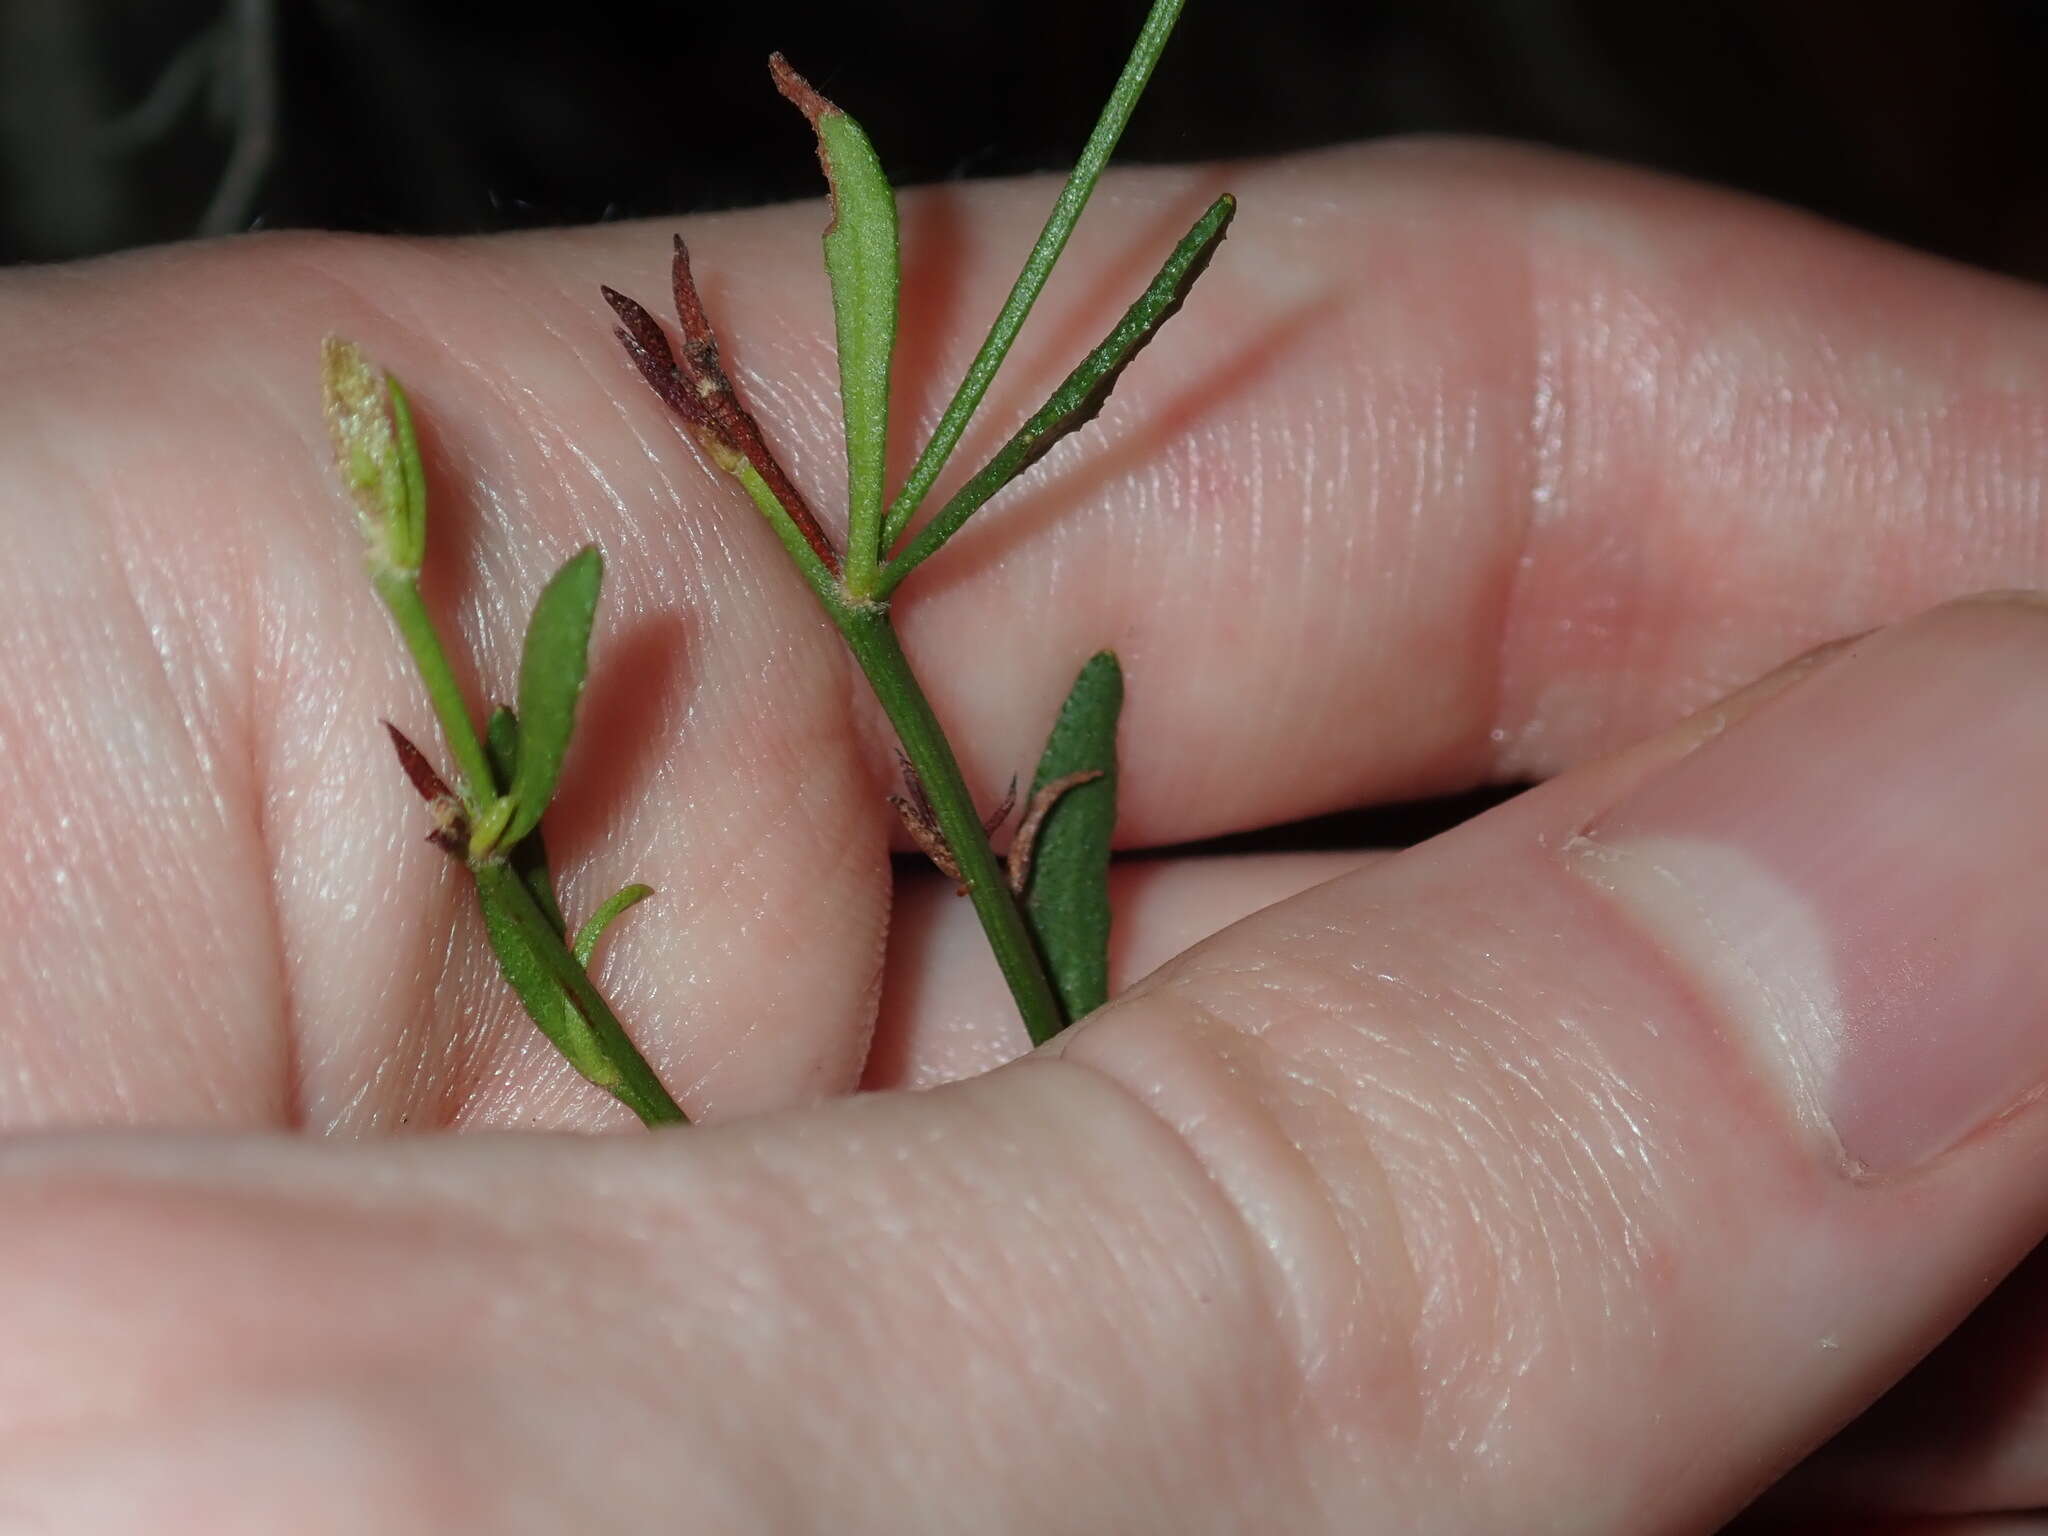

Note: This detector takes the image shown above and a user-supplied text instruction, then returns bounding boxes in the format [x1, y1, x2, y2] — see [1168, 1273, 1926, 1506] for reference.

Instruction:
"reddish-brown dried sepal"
[601, 239, 840, 575]
[384, 720, 453, 802]
[383, 721, 468, 858]
[604, 286, 696, 422]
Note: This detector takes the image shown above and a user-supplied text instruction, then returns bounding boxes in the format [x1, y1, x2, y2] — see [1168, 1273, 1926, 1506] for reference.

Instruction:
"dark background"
[4, 0, 2047, 280]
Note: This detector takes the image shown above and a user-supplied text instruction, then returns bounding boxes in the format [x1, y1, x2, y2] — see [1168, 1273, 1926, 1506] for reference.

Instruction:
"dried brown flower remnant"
[602, 238, 840, 574]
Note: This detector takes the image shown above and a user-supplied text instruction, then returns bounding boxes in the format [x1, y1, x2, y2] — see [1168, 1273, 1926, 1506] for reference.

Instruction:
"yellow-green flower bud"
[321, 336, 427, 575]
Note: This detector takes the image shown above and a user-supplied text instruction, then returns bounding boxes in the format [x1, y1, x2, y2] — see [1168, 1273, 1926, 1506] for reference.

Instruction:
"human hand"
[5, 142, 2048, 1531]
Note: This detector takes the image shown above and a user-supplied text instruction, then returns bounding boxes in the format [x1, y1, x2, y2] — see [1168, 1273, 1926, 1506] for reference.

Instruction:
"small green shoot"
[324, 343, 682, 1126]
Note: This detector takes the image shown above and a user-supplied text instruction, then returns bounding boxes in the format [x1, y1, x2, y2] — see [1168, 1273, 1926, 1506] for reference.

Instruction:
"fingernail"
[1569, 597, 2048, 1176]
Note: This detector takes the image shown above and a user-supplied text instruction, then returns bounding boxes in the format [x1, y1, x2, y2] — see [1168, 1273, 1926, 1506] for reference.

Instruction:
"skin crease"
[4, 139, 2048, 1528]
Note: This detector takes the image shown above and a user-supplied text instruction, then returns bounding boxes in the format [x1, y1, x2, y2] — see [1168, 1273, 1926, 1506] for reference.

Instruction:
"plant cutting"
[323, 0, 1231, 1125]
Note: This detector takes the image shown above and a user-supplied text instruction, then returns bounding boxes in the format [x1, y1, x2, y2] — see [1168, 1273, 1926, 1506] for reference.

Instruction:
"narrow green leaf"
[503, 546, 603, 849]
[485, 706, 567, 938]
[1022, 652, 1122, 1022]
[880, 0, 1190, 551]
[880, 195, 1235, 595]
[772, 55, 900, 592]
[475, 870, 622, 1093]
[574, 883, 655, 967]
[482, 720, 676, 1122]
[476, 861, 686, 1125]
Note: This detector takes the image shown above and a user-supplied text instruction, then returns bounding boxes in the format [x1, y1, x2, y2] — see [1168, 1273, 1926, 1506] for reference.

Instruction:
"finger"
[18, 598, 2048, 1530]
[1039, 594, 2048, 1529]
[865, 853, 1367, 1091]
[10, 144, 2048, 1129]
[374, 139, 2048, 843]
[1763, 1239, 2048, 1517]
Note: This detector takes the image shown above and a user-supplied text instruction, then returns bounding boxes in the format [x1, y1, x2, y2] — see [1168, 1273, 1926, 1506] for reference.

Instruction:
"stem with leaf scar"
[837, 605, 1067, 1044]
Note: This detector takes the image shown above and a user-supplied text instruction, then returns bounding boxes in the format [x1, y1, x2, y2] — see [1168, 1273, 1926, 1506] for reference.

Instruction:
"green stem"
[879, 0, 1187, 553]
[726, 430, 1065, 1041]
[733, 460, 842, 608]
[837, 604, 1066, 1045]
[373, 569, 496, 807]
[474, 860, 686, 1127]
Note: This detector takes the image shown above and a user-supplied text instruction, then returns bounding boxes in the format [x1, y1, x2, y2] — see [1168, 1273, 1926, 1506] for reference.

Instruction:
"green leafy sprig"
[324, 339, 684, 1127]
[327, 0, 1225, 1114]
[602, 0, 1223, 1045]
